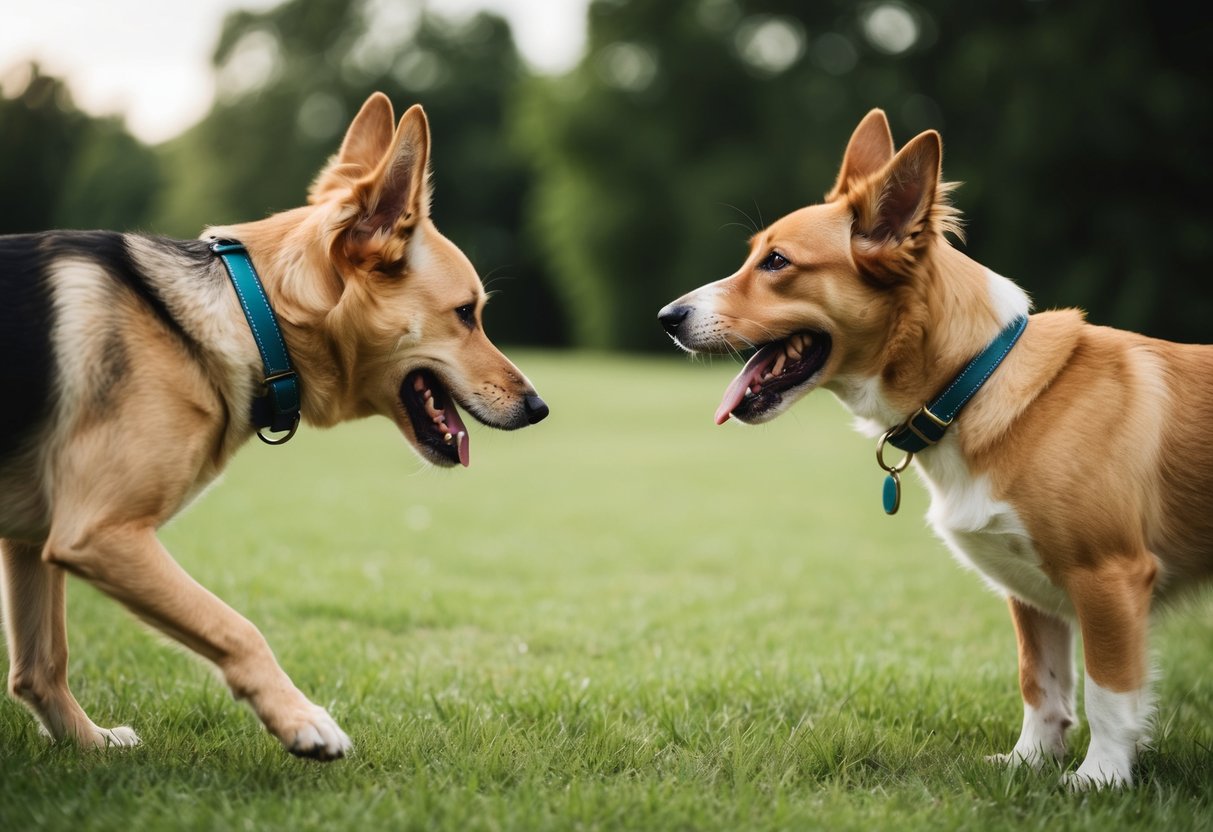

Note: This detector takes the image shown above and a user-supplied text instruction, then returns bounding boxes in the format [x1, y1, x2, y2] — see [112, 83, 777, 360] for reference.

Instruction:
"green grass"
[2, 351, 1211, 830]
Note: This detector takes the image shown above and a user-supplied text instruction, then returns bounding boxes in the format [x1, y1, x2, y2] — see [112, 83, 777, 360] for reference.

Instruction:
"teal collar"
[210, 239, 300, 445]
[876, 314, 1028, 514]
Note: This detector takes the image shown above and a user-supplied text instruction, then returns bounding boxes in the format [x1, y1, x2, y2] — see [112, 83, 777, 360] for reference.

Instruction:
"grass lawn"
[2, 350, 1211, 830]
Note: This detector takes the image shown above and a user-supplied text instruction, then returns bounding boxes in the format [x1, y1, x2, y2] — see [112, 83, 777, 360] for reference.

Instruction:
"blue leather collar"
[876, 314, 1028, 513]
[210, 239, 300, 445]
[887, 315, 1028, 453]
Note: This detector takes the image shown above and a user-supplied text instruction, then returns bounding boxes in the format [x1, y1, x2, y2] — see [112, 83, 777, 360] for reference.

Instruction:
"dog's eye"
[759, 252, 789, 272]
[455, 304, 476, 329]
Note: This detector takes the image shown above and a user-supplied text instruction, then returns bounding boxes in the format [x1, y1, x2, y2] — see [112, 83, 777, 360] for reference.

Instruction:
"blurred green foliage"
[0, 70, 163, 233]
[1, 0, 1209, 349]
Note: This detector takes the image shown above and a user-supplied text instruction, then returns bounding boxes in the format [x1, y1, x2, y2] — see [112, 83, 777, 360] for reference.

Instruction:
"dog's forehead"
[754, 202, 852, 258]
[412, 223, 485, 298]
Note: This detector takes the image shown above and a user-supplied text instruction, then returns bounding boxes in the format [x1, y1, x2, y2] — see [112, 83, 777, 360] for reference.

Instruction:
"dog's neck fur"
[829, 236, 1086, 462]
[828, 238, 1033, 427]
[209, 207, 368, 430]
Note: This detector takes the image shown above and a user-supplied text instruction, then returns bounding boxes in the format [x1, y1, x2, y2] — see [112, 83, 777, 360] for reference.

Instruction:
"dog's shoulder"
[960, 309, 1087, 454]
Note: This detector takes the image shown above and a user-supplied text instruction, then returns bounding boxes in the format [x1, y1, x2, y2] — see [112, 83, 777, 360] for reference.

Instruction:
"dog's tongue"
[444, 404, 470, 467]
[715, 344, 780, 425]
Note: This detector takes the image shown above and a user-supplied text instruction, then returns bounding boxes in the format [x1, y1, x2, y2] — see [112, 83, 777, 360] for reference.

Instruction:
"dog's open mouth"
[401, 369, 470, 467]
[715, 331, 833, 424]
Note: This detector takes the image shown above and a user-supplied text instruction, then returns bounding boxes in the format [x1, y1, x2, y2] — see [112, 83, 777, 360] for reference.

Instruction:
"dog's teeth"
[773, 352, 787, 377]
[444, 432, 453, 444]
[413, 376, 426, 392]
[425, 399, 443, 420]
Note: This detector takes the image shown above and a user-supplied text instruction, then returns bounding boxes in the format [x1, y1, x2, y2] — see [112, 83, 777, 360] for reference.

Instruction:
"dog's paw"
[987, 751, 1031, 768]
[82, 724, 141, 750]
[985, 746, 1056, 771]
[1062, 763, 1131, 791]
[279, 705, 352, 761]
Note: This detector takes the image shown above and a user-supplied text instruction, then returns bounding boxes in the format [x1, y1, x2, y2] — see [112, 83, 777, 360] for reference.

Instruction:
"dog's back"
[0, 234, 57, 463]
[969, 318, 1213, 591]
[0, 231, 235, 540]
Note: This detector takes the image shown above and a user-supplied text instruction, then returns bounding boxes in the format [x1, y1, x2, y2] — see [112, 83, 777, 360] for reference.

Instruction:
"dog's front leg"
[43, 523, 352, 760]
[988, 597, 1074, 770]
[1062, 554, 1157, 789]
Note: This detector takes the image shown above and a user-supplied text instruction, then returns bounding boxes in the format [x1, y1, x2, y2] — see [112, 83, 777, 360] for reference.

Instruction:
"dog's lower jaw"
[397, 370, 470, 467]
[711, 332, 833, 425]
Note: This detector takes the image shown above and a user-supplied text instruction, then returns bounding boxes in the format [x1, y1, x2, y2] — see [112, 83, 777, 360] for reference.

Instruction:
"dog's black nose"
[523, 394, 549, 424]
[658, 304, 691, 337]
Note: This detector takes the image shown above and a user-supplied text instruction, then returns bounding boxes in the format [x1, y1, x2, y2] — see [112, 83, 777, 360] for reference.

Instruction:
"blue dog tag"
[882, 472, 901, 515]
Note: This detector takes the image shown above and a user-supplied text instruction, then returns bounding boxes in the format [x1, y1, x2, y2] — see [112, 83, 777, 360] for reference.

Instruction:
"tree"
[517, 0, 1213, 349]
[0, 66, 161, 234]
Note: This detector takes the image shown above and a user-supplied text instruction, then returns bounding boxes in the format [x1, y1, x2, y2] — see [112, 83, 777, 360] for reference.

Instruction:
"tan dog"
[659, 109, 1213, 788]
[0, 93, 547, 759]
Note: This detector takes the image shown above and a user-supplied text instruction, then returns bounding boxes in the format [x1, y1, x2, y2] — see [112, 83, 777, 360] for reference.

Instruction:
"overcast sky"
[0, 0, 590, 144]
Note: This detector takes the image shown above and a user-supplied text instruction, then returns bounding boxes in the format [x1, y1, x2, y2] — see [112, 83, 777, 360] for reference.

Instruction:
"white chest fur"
[916, 439, 1072, 618]
[840, 388, 1070, 618]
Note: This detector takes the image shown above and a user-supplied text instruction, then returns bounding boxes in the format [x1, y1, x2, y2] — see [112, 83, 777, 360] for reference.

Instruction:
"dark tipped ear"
[309, 93, 396, 203]
[352, 104, 432, 239]
[826, 109, 895, 201]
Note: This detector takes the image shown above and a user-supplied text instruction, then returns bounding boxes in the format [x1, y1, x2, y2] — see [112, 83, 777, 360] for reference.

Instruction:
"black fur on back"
[0, 232, 217, 462]
[0, 234, 57, 461]
[48, 231, 203, 351]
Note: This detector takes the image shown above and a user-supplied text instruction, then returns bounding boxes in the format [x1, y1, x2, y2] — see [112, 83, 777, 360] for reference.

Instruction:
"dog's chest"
[916, 443, 1072, 617]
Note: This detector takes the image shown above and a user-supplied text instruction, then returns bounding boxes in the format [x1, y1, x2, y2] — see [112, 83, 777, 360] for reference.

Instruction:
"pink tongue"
[715, 344, 780, 425]
[444, 404, 470, 467]
[457, 432, 470, 468]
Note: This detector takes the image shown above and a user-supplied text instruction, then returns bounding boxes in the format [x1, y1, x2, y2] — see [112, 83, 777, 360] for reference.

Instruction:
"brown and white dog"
[658, 109, 1213, 787]
[0, 93, 547, 759]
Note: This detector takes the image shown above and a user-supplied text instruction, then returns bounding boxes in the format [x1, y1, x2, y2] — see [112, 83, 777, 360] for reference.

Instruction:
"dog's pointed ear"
[826, 109, 895, 201]
[850, 130, 961, 280]
[309, 93, 396, 203]
[337, 93, 396, 170]
[351, 104, 431, 239]
[867, 130, 940, 240]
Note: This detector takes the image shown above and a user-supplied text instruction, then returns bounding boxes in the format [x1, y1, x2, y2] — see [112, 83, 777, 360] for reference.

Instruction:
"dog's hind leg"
[1062, 553, 1157, 789]
[1, 538, 140, 748]
[42, 522, 352, 760]
[988, 597, 1075, 770]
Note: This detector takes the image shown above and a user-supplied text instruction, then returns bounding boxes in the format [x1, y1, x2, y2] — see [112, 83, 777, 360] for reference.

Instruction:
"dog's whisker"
[718, 202, 761, 235]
